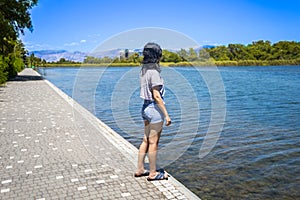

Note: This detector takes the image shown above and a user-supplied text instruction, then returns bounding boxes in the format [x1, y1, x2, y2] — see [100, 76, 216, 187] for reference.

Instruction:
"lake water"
[38, 66, 300, 200]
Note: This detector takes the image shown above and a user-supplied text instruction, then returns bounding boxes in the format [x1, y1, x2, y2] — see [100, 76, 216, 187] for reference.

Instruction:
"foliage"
[0, 0, 38, 82]
[0, 0, 38, 36]
[0, 55, 9, 84]
[83, 52, 142, 64]
[45, 40, 300, 67]
[161, 50, 183, 63]
[84, 56, 113, 64]
[83, 50, 184, 65]
[53, 58, 81, 65]
[206, 40, 300, 65]
[0, 39, 27, 77]
[25, 53, 47, 67]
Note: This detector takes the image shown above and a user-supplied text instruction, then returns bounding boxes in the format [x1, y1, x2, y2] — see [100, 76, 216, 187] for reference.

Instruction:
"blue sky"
[21, 0, 300, 52]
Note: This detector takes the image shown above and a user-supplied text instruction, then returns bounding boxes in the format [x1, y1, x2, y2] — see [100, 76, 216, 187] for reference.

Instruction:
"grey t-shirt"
[140, 69, 164, 101]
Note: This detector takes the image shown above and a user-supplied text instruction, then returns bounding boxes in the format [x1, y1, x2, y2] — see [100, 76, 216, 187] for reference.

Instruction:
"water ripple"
[39, 66, 300, 200]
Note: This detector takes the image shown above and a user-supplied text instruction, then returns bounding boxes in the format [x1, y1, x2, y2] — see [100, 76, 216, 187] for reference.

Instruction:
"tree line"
[205, 40, 300, 66]
[0, 0, 38, 84]
[80, 40, 300, 66]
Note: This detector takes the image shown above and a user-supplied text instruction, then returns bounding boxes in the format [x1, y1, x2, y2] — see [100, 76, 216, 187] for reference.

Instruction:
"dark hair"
[142, 42, 162, 64]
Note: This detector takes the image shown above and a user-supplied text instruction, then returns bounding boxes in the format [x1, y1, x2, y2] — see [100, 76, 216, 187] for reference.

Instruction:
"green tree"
[42, 59, 46, 66]
[29, 53, 35, 67]
[128, 53, 141, 63]
[58, 58, 66, 63]
[271, 41, 300, 60]
[161, 50, 182, 63]
[207, 46, 230, 61]
[0, 0, 38, 34]
[188, 48, 198, 61]
[198, 48, 210, 62]
[248, 40, 272, 60]
[177, 49, 188, 61]
[0, 55, 9, 84]
[101, 56, 113, 63]
[27, 53, 43, 67]
[84, 56, 101, 64]
[3, 39, 28, 77]
[228, 43, 254, 60]
[0, 0, 38, 80]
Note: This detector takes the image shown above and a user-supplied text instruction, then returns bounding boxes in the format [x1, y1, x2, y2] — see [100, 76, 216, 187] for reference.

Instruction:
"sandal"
[147, 171, 168, 181]
[134, 170, 150, 177]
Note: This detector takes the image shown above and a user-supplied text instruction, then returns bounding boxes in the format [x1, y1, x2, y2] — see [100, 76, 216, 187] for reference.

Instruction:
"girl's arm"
[152, 86, 171, 126]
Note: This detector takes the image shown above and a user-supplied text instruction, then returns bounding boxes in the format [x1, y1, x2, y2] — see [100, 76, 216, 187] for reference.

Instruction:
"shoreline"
[32, 68, 201, 199]
[37, 62, 300, 68]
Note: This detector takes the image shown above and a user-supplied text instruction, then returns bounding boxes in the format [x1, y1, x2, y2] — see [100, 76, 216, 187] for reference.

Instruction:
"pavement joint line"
[56, 176, 64, 180]
[96, 180, 105, 184]
[71, 178, 79, 182]
[77, 186, 87, 191]
[121, 192, 131, 197]
[0, 188, 10, 193]
[84, 169, 93, 173]
[110, 175, 118, 179]
[1, 180, 12, 184]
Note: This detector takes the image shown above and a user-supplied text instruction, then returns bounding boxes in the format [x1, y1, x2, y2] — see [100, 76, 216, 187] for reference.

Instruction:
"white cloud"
[24, 42, 53, 51]
[64, 42, 79, 46]
[65, 39, 87, 46]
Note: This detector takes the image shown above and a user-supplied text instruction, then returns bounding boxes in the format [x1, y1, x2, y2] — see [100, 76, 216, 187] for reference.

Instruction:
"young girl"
[134, 42, 171, 181]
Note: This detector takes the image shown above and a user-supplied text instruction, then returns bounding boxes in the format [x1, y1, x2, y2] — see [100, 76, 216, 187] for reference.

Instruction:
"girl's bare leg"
[136, 121, 150, 174]
[147, 122, 163, 178]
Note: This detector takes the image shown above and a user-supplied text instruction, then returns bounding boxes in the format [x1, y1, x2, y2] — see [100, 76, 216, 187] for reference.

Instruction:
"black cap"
[142, 42, 162, 64]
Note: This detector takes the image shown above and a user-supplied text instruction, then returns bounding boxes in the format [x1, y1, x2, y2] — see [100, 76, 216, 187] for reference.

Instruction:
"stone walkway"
[0, 68, 200, 200]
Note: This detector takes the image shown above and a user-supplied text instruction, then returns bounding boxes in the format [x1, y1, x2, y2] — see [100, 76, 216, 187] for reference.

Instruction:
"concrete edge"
[33, 68, 201, 200]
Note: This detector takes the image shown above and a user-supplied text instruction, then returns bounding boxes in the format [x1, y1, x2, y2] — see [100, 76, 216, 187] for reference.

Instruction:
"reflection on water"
[39, 66, 300, 200]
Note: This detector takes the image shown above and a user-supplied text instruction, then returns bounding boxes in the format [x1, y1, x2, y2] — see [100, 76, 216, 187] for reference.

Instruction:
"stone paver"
[0, 68, 200, 200]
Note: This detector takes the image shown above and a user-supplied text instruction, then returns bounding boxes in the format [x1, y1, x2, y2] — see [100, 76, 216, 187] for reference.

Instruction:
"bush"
[0, 54, 25, 83]
[0, 56, 9, 84]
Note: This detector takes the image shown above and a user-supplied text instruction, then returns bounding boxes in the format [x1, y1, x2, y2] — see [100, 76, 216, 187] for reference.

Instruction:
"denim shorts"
[141, 100, 164, 124]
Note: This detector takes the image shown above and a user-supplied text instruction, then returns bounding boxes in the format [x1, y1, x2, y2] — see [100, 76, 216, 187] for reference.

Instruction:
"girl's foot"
[147, 171, 168, 181]
[134, 170, 150, 177]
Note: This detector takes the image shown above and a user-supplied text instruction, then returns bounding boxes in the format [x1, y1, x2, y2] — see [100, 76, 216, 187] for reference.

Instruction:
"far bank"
[39, 59, 300, 68]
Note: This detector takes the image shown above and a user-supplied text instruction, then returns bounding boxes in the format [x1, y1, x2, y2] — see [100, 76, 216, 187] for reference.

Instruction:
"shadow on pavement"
[9, 75, 44, 82]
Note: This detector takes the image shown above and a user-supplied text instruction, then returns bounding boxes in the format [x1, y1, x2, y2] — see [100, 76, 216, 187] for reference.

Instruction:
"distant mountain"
[90, 49, 123, 58]
[30, 49, 128, 62]
[30, 50, 87, 62]
[30, 46, 215, 62]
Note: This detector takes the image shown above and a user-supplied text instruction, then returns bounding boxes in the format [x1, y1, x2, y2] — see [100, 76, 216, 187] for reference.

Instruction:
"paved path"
[0, 68, 200, 200]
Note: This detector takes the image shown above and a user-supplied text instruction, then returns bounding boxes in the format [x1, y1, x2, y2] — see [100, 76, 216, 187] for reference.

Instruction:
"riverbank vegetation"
[206, 40, 300, 66]
[40, 40, 300, 68]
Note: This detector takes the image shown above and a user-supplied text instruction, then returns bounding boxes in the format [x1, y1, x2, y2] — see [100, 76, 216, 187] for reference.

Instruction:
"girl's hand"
[165, 116, 171, 126]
